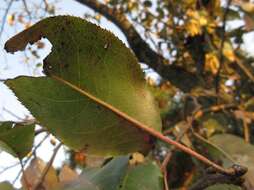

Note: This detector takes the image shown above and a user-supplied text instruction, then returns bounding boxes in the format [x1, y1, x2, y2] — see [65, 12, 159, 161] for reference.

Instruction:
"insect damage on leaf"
[4, 16, 162, 156]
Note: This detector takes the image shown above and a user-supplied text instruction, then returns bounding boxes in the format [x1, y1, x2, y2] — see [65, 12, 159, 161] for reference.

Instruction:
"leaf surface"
[120, 161, 163, 190]
[58, 156, 163, 190]
[0, 182, 15, 190]
[5, 16, 162, 156]
[210, 134, 254, 188]
[0, 122, 34, 158]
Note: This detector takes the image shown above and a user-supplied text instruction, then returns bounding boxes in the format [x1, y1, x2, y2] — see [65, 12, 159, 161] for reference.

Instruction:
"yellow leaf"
[199, 16, 208, 26]
[7, 14, 15, 26]
[95, 14, 102, 21]
[186, 19, 202, 36]
[186, 9, 199, 18]
[205, 53, 220, 75]
[223, 42, 236, 62]
[241, 2, 254, 13]
[207, 22, 217, 34]
[129, 152, 145, 165]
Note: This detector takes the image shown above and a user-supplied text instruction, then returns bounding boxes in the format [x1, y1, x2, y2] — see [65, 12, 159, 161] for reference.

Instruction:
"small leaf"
[0, 122, 34, 158]
[205, 52, 219, 75]
[5, 16, 162, 156]
[0, 182, 15, 190]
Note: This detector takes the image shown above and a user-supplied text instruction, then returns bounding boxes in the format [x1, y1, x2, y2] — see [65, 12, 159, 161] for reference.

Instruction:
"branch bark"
[75, 0, 200, 91]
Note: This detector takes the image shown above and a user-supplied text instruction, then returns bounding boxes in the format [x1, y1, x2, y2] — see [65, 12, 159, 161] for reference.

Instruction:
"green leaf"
[205, 184, 242, 190]
[0, 182, 15, 190]
[120, 161, 163, 190]
[59, 157, 163, 190]
[5, 16, 161, 156]
[210, 134, 254, 188]
[86, 156, 129, 190]
[0, 122, 34, 158]
[59, 156, 129, 190]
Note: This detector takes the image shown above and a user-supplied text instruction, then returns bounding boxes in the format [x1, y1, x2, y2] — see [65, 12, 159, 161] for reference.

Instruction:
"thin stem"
[12, 134, 50, 185]
[51, 74, 237, 175]
[19, 159, 31, 190]
[22, 0, 32, 20]
[32, 142, 62, 190]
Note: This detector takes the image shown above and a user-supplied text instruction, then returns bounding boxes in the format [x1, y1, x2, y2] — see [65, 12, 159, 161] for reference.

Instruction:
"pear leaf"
[5, 16, 161, 156]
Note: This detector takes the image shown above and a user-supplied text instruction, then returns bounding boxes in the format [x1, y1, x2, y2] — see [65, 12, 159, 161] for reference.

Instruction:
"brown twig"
[51, 74, 239, 176]
[19, 159, 31, 190]
[243, 118, 250, 143]
[163, 170, 169, 190]
[161, 116, 197, 189]
[193, 103, 237, 120]
[235, 57, 254, 82]
[32, 142, 62, 190]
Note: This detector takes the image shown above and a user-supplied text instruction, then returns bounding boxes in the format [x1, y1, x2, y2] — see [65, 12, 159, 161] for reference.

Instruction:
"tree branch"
[75, 0, 200, 92]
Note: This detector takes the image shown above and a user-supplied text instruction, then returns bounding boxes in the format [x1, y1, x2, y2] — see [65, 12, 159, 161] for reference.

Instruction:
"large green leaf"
[120, 161, 163, 190]
[210, 134, 254, 188]
[5, 16, 161, 156]
[0, 122, 34, 158]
